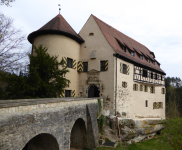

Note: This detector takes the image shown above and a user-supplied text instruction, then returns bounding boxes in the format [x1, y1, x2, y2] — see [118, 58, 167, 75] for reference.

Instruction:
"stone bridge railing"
[0, 98, 102, 150]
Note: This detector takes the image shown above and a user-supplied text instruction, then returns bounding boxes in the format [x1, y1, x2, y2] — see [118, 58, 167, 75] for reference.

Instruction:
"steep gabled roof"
[28, 14, 84, 44]
[92, 15, 165, 74]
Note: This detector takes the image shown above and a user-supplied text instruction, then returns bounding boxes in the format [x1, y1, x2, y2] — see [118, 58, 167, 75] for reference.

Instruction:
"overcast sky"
[1, 0, 182, 79]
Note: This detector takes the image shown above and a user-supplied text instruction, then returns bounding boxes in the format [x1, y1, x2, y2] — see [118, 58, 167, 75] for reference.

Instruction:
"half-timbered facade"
[28, 14, 166, 119]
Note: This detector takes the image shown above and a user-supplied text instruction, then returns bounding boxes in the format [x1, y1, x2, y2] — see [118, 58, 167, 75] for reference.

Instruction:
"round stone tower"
[28, 14, 84, 97]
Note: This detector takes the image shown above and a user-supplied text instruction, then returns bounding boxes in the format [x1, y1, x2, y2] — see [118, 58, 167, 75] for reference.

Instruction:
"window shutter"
[73, 59, 76, 69]
[136, 84, 138, 91]
[120, 63, 123, 73]
[122, 82, 125, 88]
[161, 88, 163, 94]
[105, 60, 108, 71]
[72, 90, 76, 97]
[160, 102, 163, 108]
[165, 88, 166, 94]
[62, 57, 67, 67]
[153, 86, 155, 93]
[150, 86, 152, 93]
[133, 84, 135, 91]
[77, 61, 83, 72]
[127, 65, 130, 75]
[125, 82, 127, 88]
[60, 90, 65, 98]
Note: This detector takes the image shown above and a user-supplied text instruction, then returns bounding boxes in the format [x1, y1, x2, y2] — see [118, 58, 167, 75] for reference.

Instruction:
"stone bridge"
[0, 98, 100, 150]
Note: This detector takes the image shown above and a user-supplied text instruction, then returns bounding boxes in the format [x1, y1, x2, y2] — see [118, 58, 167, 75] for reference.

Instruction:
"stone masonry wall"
[0, 98, 99, 150]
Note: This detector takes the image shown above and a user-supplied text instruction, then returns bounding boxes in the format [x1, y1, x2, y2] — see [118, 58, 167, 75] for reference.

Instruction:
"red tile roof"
[92, 15, 165, 74]
[28, 14, 84, 44]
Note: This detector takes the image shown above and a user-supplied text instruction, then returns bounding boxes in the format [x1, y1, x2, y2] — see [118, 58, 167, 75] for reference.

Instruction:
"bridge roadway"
[0, 98, 100, 150]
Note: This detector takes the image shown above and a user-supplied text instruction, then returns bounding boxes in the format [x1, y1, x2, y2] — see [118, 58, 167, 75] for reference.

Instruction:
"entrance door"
[88, 85, 100, 98]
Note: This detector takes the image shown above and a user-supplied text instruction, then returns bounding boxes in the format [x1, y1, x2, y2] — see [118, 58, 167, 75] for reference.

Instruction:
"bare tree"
[1, 0, 15, 6]
[0, 13, 28, 73]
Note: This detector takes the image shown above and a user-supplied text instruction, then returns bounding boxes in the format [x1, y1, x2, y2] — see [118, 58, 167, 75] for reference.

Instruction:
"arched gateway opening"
[22, 133, 59, 150]
[70, 118, 87, 149]
[88, 84, 100, 98]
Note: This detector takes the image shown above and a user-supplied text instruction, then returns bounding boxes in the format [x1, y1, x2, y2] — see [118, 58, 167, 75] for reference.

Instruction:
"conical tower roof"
[28, 14, 84, 44]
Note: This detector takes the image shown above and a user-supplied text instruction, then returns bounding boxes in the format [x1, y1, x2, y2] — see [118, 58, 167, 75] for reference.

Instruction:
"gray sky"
[1, 0, 182, 79]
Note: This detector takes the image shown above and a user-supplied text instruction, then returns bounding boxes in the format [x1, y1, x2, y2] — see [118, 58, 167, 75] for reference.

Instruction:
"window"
[67, 58, 73, 68]
[161, 88, 165, 94]
[140, 85, 143, 91]
[155, 74, 158, 80]
[144, 85, 148, 92]
[123, 64, 127, 74]
[143, 69, 148, 77]
[140, 55, 143, 60]
[122, 82, 127, 88]
[151, 72, 153, 79]
[83, 62, 88, 72]
[123, 47, 126, 52]
[147, 59, 150, 63]
[153, 61, 155, 65]
[131, 51, 135, 57]
[146, 100, 148, 107]
[133, 84, 138, 91]
[65, 90, 71, 97]
[153, 102, 163, 109]
[161, 75, 163, 81]
[89, 33, 94, 36]
[100, 60, 108, 71]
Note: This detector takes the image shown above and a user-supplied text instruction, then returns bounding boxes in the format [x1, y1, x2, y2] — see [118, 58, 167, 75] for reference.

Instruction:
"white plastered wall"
[116, 58, 165, 119]
[79, 15, 116, 114]
[33, 35, 80, 96]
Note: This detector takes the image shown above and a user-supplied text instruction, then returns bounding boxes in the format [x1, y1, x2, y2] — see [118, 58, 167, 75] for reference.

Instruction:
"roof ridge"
[92, 15, 150, 51]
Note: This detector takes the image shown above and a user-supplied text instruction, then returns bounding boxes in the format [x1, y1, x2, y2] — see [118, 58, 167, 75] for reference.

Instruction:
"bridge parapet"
[0, 97, 101, 115]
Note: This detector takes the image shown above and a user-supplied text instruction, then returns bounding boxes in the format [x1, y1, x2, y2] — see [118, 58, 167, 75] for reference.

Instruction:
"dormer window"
[153, 61, 155, 65]
[140, 55, 143, 60]
[131, 51, 135, 57]
[123, 47, 126, 52]
[147, 59, 150, 63]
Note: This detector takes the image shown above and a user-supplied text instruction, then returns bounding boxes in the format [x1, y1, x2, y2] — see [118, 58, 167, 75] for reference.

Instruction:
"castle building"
[28, 14, 166, 119]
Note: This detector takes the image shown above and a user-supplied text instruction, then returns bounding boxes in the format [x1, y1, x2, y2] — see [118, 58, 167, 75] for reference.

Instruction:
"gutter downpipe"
[115, 56, 117, 116]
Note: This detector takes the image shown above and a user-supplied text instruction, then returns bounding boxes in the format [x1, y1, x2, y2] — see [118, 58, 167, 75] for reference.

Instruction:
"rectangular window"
[143, 69, 148, 77]
[83, 62, 88, 72]
[140, 55, 143, 60]
[133, 84, 138, 91]
[150, 86, 155, 93]
[161, 75, 163, 81]
[123, 47, 126, 52]
[144, 85, 148, 92]
[155, 74, 158, 80]
[147, 59, 150, 63]
[146, 100, 148, 107]
[153, 61, 155, 65]
[65, 90, 71, 97]
[122, 82, 127, 88]
[140, 85, 143, 91]
[162, 88, 165, 94]
[151, 72, 153, 79]
[100, 61, 106, 71]
[153, 102, 163, 109]
[123, 64, 127, 74]
[67, 58, 73, 68]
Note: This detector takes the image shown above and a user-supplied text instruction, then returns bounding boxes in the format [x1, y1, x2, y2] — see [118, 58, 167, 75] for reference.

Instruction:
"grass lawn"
[84, 135, 173, 150]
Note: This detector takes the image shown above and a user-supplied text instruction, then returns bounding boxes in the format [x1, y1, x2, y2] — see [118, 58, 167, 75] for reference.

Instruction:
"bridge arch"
[70, 118, 88, 149]
[22, 133, 59, 150]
